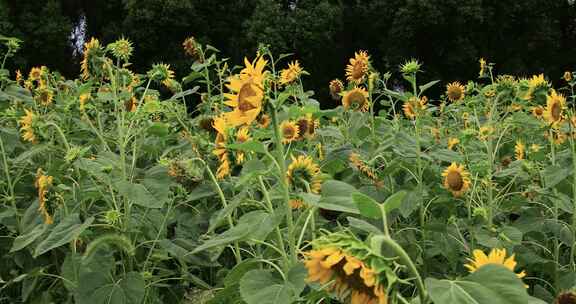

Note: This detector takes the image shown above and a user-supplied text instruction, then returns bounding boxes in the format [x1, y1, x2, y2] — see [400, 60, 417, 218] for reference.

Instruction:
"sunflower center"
[283, 125, 296, 139]
[297, 119, 309, 136]
[447, 171, 463, 191]
[551, 102, 562, 121]
[448, 87, 463, 100]
[557, 293, 576, 304]
[238, 83, 257, 112]
[331, 259, 379, 299]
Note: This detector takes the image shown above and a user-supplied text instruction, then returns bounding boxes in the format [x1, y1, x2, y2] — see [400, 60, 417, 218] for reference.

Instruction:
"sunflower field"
[2, 34, 576, 304]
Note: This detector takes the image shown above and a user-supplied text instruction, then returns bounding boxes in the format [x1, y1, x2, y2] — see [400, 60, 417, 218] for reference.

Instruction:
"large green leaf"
[76, 272, 145, 304]
[352, 192, 381, 219]
[34, 214, 94, 257]
[318, 180, 359, 213]
[426, 264, 529, 304]
[10, 224, 47, 253]
[239, 269, 298, 304]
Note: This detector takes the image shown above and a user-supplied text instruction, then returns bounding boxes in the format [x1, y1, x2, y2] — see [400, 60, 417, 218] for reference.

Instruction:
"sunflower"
[342, 87, 370, 112]
[524, 74, 549, 100]
[329, 79, 344, 100]
[35, 87, 54, 106]
[148, 63, 175, 89]
[223, 58, 267, 128]
[15, 69, 22, 85]
[446, 82, 465, 102]
[235, 126, 251, 164]
[479, 58, 487, 77]
[448, 138, 459, 150]
[18, 109, 38, 144]
[35, 168, 54, 225]
[402, 96, 426, 119]
[514, 140, 525, 160]
[287, 155, 322, 193]
[478, 125, 494, 141]
[28, 67, 42, 82]
[280, 61, 303, 85]
[349, 152, 377, 181]
[182, 36, 200, 59]
[296, 113, 318, 139]
[345, 51, 370, 84]
[543, 90, 566, 126]
[79, 93, 90, 112]
[108, 37, 133, 62]
[442, 162, 471, 197]
[258, 114, 271, 129]
[564, 71, 573, 82]
[80, 38, 103, 80]
[280, 120, 300, 144]
[212, 116, 232, 179]
[464, 248, 526, 281]
[304, 233, 388, 304]
[547, 129, 567, 146]
[289, 199, 305, 209]
[555, 291, 576, 304]
[532, 106, 544, 119]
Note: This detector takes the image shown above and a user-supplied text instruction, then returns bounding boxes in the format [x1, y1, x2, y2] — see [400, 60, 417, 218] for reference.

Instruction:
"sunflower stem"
[549, 129, 560, 289]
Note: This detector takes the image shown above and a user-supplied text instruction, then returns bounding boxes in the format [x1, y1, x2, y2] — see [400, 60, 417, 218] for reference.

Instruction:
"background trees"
[2, 0, 576, 106]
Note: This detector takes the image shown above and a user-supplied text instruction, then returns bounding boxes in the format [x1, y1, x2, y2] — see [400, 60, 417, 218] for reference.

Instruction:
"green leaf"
[352, 192, 381, 219]
[419, 80, 440, 93]
[347, 217, 382, 234]
[227, 140, 267, 154]
[34, 214, 94, 257]
[318, 180, 359, 214]
[10, 224, 48, 253]
[239, 269, 297, 304]
[115, 180, 164, 208]
[383, 190, 407, 213]
[426, 264, 529, 304]
[76, 272, 145, 304]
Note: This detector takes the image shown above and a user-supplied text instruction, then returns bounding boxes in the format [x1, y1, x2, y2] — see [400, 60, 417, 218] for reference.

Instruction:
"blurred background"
[2, 0, 576, 105]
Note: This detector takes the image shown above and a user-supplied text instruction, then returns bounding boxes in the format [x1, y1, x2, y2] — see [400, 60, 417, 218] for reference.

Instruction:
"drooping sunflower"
[442, 162, 471, 197]
[524, 74, 549, 100]
[212, 116, 232, 180]
[35, 168, 54, 225]
[182, 36, 200, 59]
[296, 113, 318, 140]
[464, 248, 526, 281]
[279, 61, 303, 85]
[287, 155, 322, 193]
[514, 140, 525, 160]
[80, 38, 104, 80]
[35, 87, 54, 106]
[402, 96, 426, 119]
[448, 138, 460, 150]
[18, 109, 38, 144]
[349, 152, 377, 181]
[345, 50, 370, 84]
[304, 233, 388, 304]
[342, 87, 370, 112]
[555, 291, 576, 304]
[280, 120, 300, 144]
[148, 63, 176, 89]
[446, 81, 465, 102]
[543, 90, 566, 127]
[235, 126, 251, 164]
[329, 79, 344, 100]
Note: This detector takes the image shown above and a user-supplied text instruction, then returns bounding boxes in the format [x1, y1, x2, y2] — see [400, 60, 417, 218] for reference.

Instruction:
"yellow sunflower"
[514, 140, 525, 160]
[258, 114, 271, 129]
[235, 126, 251, 164]
[287, 155, 322, 193]
[28, 67, 42, 82]
[345, 50, 370, 84]
[342, 87, 370, 112]
[289, 199, 306, 209]
[349, 152, 377, 181]
[305, 247, 388, 304]
[35, 168, 54, 225]
[442, 162, 471, 197]
[280, 120, 300, 144]
[15, 69, 23, 85]
[464, 248, 526, 280]
[279, 61, 303, 85]
[478, 125, 494, 141]
[532, 106, 544, 119]
[212, 116, 232, 179]
[402, 96, 426, 119]
[524, 74, 548, 100]
[18, 109, 38, 144]
[329, 79, 344, 100]
[543, 90, 566, 126]
[448, 138, 460, 150]
[446, 81, 465, 102]
[80, 38, 103, 80]
[223, 58, 267, 127]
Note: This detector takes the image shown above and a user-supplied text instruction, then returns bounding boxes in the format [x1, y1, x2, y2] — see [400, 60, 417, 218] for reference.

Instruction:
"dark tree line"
[2, 0, 576, 104]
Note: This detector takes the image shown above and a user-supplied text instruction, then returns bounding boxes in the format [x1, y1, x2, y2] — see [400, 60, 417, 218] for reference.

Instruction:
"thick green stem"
[259, 176, 289, 268]
[0, 136, 17, 223]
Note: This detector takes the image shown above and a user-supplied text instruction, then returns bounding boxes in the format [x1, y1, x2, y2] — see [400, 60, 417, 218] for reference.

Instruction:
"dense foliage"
[2, 30, 576, 303]
[2, 0, 576, 105]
